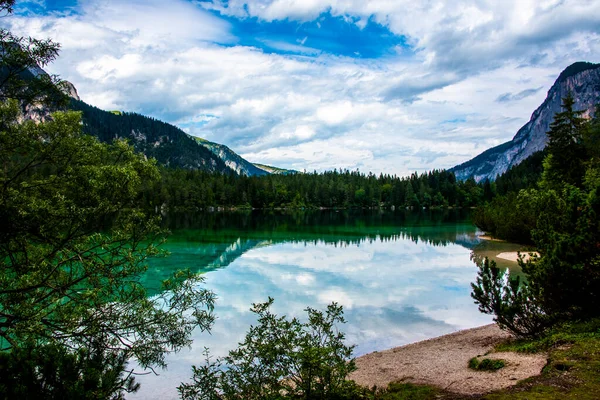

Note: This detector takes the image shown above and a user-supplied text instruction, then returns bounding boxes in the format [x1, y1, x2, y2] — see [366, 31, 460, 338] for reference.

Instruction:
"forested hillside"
[474, 95, 600, 244]
[70, 100, 234, 173]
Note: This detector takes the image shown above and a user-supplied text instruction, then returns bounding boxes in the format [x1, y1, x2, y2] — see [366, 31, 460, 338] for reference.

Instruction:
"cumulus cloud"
[4, 0, 600, 175]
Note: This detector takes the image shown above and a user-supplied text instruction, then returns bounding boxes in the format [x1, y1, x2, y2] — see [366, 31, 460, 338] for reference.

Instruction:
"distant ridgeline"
[451, 61, 600, 182]
[190, 137, 270, 177]
[66, 91, 542, 210]
[70, 100, 233, 174]
[22, 65, 547, 210]
[70, 99, 299, 177]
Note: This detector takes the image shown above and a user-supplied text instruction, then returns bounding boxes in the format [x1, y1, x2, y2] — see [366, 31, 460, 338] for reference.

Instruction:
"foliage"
[0, 0, 66, 108]
[524, 185, 600, 320]
[495, 318, 600, 354]
[472, 151, 546, 243]
[0, 4, 216, 394]
[0, 341, 138, 399]
[468, 357, 506, 371]
[178, 298, 357, 400]
[374, 382, 438, 400]
[0, 100, 216, 368]
[471, 258, 549, 337]
[472, 191, 538, 244]
[472, 96, 600, 338]
[494, 150, 546, 196]
[141, 167, 482, 211]
[540, 94, 587, 189]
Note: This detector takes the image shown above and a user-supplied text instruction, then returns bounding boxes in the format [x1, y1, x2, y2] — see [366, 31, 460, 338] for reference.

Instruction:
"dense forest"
[67, 72, 552, 214]
[136, 144, 547, 212]
[141, 168, 486, 210]
[70, 99, 495, 212]
[474, 99, 600, 244]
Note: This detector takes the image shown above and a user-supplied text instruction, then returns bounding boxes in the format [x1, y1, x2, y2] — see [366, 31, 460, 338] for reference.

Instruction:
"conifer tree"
[541, 93, 587, 188]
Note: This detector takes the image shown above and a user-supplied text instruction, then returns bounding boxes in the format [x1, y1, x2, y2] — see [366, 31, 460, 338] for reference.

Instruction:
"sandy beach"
[496, 251, 540, 263]
[350, 324, 547, 395]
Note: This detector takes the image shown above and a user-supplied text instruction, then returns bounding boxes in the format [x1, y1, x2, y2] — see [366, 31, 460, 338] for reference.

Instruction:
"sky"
[4, 0, 600, 175]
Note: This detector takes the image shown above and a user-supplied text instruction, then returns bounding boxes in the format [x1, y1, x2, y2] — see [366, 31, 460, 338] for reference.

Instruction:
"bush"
[471, 258, 550, 338]
[178, 298, 357, 400]
[0, 342, 139, 399]
[468, 357, 506, 371]
[376, 382, 438, 399]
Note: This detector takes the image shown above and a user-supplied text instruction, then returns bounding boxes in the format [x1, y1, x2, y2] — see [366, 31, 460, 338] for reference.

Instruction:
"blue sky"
[5, 0, 600, 175]
[223, 12, 409, 58]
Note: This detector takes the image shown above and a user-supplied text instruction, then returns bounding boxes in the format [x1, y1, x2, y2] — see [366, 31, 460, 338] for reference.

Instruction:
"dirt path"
[350, 324, 547, 395]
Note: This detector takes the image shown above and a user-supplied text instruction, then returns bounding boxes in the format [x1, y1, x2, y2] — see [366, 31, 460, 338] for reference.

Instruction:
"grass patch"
[483, 318, 600, 400]
[495, 319, 600, 354]
[376, 382, 440, 400]
[468, 357, 506, 371]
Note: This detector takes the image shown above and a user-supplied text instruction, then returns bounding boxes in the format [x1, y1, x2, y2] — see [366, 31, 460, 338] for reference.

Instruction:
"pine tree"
[541, 94, 587, 188]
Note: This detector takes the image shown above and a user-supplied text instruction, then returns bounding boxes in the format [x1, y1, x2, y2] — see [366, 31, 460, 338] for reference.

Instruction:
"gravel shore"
[350, 324, 547, 395]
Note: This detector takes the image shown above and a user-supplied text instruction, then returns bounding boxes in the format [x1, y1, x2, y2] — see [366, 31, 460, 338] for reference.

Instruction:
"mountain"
[14, 62, 282, 176]
[70, 99, 234, 174]
[451, 62, 600, 182]
[253, 163, 297, 175]
[191, 137, 269, 176]
[71, 100, 289, 176]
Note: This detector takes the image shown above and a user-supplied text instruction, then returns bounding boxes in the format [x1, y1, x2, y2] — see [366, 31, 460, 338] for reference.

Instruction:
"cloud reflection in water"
[132, 230, 492, 399]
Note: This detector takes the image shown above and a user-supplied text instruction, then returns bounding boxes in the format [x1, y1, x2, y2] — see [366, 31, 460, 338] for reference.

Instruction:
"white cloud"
[4, 0, 600, 175]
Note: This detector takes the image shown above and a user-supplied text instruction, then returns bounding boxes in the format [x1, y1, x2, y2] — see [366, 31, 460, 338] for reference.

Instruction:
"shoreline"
[478, 234, 505, 242]
[350, 324, 547, 395]
[496, 251, 540, 262]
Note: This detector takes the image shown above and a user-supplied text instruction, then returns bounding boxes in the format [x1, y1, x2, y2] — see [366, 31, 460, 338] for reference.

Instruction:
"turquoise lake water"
[131, 210, 521, 399]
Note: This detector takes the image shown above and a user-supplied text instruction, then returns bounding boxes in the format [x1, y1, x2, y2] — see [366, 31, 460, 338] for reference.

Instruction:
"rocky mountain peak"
[451, 62, 600, 182]
[61, 80, 80, 101]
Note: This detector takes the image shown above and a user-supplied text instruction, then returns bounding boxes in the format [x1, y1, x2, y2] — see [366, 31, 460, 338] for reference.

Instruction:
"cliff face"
[253, 163, 297, 175]
[451, 62, 600, 182]
[61, 81, 80, 101]
[193, 138, 269, 177]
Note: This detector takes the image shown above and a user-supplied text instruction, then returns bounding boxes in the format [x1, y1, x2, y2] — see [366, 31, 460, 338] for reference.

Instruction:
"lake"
[131, 210, 522, 399]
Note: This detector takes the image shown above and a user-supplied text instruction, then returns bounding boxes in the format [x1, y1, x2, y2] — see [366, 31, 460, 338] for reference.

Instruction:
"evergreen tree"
[541, 94, 587, 188]
[472, 95, 600, 337]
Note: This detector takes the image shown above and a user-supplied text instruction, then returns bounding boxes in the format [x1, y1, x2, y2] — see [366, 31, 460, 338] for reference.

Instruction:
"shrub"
[178, 298, 357, 400]
[471, 258, 550, 338]
[468, 357, 506, 371]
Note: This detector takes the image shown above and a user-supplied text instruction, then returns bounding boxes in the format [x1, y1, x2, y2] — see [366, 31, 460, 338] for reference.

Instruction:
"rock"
[451, 62, 600, 182]
[61, 80, 80, 101]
